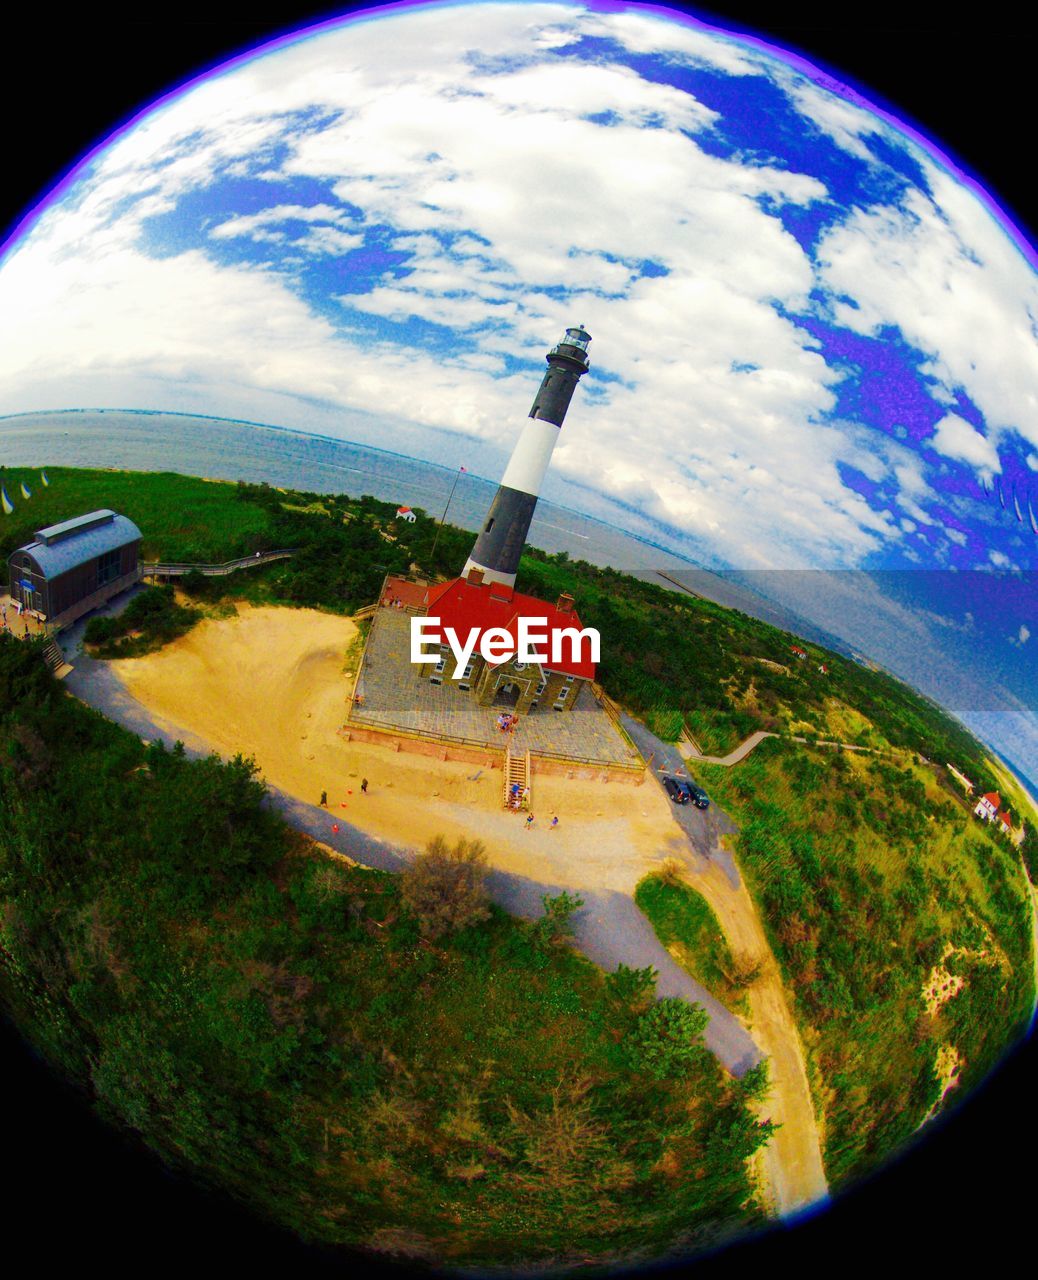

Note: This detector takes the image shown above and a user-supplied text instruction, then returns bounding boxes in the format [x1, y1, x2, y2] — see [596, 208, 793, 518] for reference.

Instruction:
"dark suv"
[662, 775, 688, 804]
[683, 781, 710, 810]
[663, 776, 710, 809]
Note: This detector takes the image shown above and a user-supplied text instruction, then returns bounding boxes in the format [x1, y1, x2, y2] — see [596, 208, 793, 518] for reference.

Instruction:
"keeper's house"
[416, 568, 596, 714]
[7, 509, 142, 628]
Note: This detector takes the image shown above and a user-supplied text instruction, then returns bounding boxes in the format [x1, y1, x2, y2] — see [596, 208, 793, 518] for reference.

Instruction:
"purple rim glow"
[2, 0, 1036, 276]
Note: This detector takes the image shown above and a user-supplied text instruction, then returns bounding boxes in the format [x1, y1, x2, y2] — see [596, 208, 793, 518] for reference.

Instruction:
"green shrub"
[630, 997, 709, 1078]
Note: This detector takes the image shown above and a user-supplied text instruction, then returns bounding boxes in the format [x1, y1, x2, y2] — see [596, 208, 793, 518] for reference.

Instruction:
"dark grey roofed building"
[8, 509, 142, 628]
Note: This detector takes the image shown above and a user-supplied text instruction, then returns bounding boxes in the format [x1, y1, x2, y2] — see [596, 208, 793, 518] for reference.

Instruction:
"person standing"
[524, 813, 534, 830]
[320, 790, 328, 807]
[361, 778, 369, 793]
[550, 816, 559, 830]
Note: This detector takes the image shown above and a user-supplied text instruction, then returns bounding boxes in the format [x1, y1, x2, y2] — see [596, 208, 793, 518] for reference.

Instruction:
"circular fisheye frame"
[0, 2, 1034, 1273]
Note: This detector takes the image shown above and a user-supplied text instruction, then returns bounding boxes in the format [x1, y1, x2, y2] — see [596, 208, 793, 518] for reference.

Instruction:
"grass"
[0, 633, 771, 1270]
[0, 465, 273, 563]
[3, 462, 1030, 1207]
[697, 738, 1035, 1188]
[635, 872, 747, 1013]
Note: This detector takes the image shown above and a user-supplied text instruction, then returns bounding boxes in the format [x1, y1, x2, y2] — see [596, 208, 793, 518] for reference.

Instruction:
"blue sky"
[0, 0, 1033, 778]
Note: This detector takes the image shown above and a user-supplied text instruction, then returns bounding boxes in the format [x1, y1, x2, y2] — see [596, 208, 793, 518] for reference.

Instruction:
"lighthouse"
[462, 324, 591, 589]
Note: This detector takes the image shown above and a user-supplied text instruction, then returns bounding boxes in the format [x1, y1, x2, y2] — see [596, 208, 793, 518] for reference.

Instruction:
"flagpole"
[430, 466, 464, 564]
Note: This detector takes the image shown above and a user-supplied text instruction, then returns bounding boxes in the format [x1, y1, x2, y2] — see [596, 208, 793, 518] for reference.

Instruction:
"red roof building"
[422, 573, 596, 680]
[974, 791, 1001, 821]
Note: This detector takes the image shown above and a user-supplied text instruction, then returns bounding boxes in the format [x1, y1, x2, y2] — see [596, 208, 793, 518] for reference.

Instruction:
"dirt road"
[682, 854, 829, 1214]
[622, 714, 829, 1216]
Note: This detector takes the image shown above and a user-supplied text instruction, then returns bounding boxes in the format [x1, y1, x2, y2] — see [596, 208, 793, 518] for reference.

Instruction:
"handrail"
[343, 713, 498, 752]
[344, 711, 638, 770]
[141, 548, 299, 576]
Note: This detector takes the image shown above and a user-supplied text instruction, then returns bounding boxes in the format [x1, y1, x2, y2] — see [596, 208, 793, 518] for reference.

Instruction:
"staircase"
[42, 639, 73, 680]
[503, 747, 532, 809]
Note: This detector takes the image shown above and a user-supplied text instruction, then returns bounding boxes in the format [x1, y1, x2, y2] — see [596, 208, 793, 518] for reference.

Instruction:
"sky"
[0, 0, 1034, 782]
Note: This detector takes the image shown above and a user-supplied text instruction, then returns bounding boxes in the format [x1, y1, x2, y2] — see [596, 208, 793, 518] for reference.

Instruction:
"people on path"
[361, 778, 368, 793]
[320, 790, 328, 807]
[550, 816, 559, 830]
[524, 813, 534, 829]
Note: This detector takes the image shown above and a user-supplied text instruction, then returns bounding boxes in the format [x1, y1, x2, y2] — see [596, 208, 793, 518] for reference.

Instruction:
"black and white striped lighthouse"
[462, 324, 591, 589]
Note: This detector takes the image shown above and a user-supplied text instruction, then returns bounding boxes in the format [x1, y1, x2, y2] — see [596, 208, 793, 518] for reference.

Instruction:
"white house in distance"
[395, 506, 417, 523]
[973, 791, 1000, 821]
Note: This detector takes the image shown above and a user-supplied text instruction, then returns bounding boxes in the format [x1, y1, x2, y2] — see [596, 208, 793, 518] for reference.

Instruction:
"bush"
[535, 890, 584, 946]
[84, 585, 200, 656]
[400, 835, 490, 940]
[83, 615, 119, 644]
[630, 997, 709, 1079]
[605, 963, 657, 1014]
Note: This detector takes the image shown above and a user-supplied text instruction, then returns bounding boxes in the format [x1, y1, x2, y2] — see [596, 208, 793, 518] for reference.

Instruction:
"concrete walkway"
[678, 727, 909, 767]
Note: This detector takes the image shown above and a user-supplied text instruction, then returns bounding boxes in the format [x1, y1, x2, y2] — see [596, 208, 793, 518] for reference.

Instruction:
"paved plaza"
[350, 608, 638, 766]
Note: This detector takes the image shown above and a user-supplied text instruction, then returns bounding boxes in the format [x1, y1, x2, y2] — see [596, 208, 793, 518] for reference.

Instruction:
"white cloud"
[209, 203, 354, 239]
[0, 0, 1033, 573]
[815, 169, 1038, 462]
[929, 413, 1001, 471]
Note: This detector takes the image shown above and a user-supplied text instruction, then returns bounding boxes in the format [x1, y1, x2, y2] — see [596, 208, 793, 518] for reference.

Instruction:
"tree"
[535, 890, 584, 947]
[737, 1059, 771, 1102]
[605, 963, 657, 1014]
[400, 835, 490, 940]
[629, 998, 709, 1079]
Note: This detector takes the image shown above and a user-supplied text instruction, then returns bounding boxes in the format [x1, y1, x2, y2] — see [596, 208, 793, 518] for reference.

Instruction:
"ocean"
[0, 408, 805, 624]
[3, 408, 1034, 788]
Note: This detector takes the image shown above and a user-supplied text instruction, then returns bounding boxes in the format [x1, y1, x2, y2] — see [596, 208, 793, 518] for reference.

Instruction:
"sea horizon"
[1, 407, 1035, 803]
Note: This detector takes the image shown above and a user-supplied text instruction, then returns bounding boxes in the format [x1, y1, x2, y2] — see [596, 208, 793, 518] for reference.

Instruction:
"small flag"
[1, 486, 13, 515]
[20, 482, 31, 500]
[40, 471, 49, 487]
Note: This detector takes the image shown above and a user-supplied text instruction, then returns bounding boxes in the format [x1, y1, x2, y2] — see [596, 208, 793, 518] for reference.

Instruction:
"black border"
[3, 4, 1035, 1275]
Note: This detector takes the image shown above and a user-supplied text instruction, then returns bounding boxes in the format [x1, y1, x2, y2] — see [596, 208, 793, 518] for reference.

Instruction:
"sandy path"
[679, 853, 829, 1214]
[620, 712, 829, 1216]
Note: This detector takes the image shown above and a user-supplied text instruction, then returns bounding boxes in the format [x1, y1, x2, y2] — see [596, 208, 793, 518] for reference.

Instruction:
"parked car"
[662, 775, 689, 804]
[682, 780, 710, 809]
